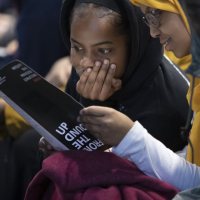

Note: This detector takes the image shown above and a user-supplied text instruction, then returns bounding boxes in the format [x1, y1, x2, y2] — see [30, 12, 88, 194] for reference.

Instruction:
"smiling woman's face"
[69, 6, 128, 78]
[140, 5, 191, 58]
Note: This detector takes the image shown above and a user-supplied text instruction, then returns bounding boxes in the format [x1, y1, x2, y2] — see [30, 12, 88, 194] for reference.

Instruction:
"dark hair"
[70, 3, 129, 36]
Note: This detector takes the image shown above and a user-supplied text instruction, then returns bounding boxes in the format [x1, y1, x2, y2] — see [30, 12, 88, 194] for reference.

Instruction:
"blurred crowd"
[0, 0, 72, 199]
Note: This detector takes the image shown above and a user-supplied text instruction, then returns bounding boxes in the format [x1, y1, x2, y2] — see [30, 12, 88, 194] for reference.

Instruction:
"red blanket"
[25, 151, 178, 200]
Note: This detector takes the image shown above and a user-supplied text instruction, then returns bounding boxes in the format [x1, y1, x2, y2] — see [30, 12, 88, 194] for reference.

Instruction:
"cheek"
[160, 14, 184, 40]
[173, 31, 190, 56]
[114, 57, 127, 78]
[115, 66, 125, 78]
[70, 50, 79, 66]
[159, 23, 172, 36]
[114, 48, 128, 78]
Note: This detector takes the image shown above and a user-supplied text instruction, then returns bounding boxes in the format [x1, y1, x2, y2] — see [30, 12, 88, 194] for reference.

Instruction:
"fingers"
[78, 107, 135, 146]
[78, 113, 102, 125]
[76, 60, 121, 100]
[77, 61, 107, 99]
[112, 78, 122, 91]
[38, 137, 55, 157]
[76, 67, 92, 96]
[80, 119, 102, 135]
[77, 112, 105, 141]
[80, 106, 113, 116]
[85, 61, 102, 94]
[78, 107, 115, 141]
[99, 64, 118, 100]
[91, 60, 110, 99]
[77, 106, 112, 129]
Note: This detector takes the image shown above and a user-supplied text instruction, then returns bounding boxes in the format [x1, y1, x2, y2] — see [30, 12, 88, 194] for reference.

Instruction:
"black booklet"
[0, 60, 105, 151]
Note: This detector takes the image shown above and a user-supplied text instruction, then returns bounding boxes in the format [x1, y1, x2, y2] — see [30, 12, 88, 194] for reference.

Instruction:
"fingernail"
[104, 59, 109, 65]
[110, 64, 116, 70]
[95, 61, 101, 67]
[86, 68, 91, 73]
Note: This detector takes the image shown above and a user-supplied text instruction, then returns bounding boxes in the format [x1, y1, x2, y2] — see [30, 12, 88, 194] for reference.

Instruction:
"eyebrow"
[143, 6, 155, 14]
[71, 38, 113, 47]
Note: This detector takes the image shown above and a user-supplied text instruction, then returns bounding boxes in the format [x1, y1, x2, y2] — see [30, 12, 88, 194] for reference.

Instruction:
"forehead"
[70, 5, 120, 31]
[70, 14, 120, 41]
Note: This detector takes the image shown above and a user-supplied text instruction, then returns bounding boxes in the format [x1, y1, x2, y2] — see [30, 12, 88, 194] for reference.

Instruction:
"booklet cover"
[0, 60, 105, 151]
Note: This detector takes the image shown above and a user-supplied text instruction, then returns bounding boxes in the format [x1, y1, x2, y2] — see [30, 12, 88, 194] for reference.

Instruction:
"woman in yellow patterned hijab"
[131, 0, 191, 70]
[131, 0, 200, 167]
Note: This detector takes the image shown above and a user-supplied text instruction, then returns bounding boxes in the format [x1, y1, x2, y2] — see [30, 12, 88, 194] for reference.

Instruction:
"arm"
[112, 121, 200, 191]
[78, 106, 200, 191]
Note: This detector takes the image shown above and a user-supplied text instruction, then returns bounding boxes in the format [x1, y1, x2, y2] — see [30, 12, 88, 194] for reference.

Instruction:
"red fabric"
[25, 151, 178, 200]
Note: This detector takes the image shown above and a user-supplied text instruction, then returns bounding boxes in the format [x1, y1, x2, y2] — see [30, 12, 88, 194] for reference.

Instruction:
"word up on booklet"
[0, 60, 105, 151]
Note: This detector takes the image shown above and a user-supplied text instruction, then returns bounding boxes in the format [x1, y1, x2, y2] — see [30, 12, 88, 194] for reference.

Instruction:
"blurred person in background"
[0, 0, 72, 199]
[0, 0, 18, 66]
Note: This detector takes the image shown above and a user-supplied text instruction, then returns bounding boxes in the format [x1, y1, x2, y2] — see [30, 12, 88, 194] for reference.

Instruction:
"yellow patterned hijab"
[130, 0, 192, 70]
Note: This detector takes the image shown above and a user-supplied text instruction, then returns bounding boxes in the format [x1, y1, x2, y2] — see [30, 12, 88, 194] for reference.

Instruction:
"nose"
[149, 26, 160, 38]
[80, 56, 94, 68]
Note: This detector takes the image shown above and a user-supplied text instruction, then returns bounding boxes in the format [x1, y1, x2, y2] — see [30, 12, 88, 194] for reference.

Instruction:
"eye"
[150, 9, 161, 17]
[99, 48, 111, 55]
[71, 44, 84, 52]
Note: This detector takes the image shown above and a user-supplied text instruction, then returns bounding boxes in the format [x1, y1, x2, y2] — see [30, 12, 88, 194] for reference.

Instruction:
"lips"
[160, 37, 173, 51]
[160, 37, 171, 46]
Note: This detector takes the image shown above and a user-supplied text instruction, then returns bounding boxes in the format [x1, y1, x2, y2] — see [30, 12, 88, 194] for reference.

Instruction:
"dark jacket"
[25, 151, 178, 200]
[61, 0, 189, 151]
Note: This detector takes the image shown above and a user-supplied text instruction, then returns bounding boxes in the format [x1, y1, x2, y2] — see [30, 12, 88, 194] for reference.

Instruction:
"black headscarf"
[60, 0, 162, 103]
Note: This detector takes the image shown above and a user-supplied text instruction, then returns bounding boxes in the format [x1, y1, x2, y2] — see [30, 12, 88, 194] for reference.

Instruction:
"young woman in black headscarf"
[59, 0, 189, 152]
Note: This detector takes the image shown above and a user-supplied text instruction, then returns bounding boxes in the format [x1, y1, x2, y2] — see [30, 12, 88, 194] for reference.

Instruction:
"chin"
[173, 46, 191, 58]
[173, 50, 186, 58]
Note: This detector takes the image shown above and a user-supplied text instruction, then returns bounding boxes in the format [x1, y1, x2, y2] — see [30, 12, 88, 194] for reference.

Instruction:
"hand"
[77, 106, 134, 146]
[38, 137, 56, 157]
[45, 56, 72, 91]
[5, 40, 18, 55]
[76, 60, 122, 101]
